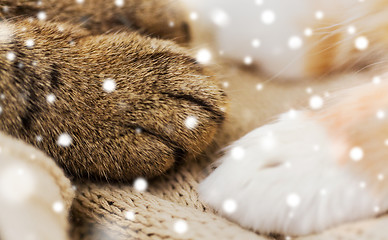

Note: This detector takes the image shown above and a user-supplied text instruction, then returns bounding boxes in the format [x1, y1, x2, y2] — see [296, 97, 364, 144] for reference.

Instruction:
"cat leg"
[199, 80, 388, 236]
[1, 0, 191, 43]
[0, 20, 226, 180]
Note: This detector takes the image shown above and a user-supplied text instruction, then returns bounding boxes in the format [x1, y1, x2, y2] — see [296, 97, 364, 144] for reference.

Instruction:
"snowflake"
[244, 56, 253, 65]
[256, 83, 263, 91]
[57, 25, 65, 32]
[378, 173, 384, 181]
[196, 48, 212, 64]
[184, 116, 198, 129]
[231, 146, 245, 160]
[133, 177, 148, 192]
[261, 10, 276, 25]
[76, 0, 84, 4]
[309, 95, 324, 109]
[211, 9, 229, 27]
[372, 76, 381, 85]
[313, 144, 320, 151]
[52, 201, 64, 213]
[103, 78, 116, 93]
[288, 36, 303, 50]
[135, 127, 142, 134]
[255, 0, 263, 5]
[374, 206, 380, 213]
[25, 39, 35, 48]
[376, 110, 385, 119]
[46, 94, 56, 104]
[222, 199, 237, 214]
[286, 193, 301, 208]
[251, 39, 261, 48]
[37, 11, 47, 21]
[315, 11, 324, 20]
[347, 25, 356, 34]
[124, 210, 136, 220]
[174, 220, 188, 234]
[36, 135, 43, 142]
[349, 147, 364, 161]
[57, 133, 73, 147]
[304, 28, 313, 37]
[320, 188, 328, 196]
[190, 12, 198, 21]
[306, 87, 313, 94]
[287, 109, 298, 119]
[6, 51, 15, 61]
[260, 132, 276, 150]
[115, 0, 124, 7]
[354, 36, 369, 51]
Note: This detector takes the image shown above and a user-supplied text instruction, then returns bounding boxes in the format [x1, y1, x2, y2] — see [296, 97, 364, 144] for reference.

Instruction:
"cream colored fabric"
[69, 62, 388, 239]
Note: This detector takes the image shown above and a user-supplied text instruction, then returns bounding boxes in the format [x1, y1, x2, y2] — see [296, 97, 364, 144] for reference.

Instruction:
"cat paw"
[199, 111, 388, 236]
[0, 20, 226, 181]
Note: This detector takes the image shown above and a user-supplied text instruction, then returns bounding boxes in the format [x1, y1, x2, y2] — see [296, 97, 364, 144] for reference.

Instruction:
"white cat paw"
[199, 111, 387, 236]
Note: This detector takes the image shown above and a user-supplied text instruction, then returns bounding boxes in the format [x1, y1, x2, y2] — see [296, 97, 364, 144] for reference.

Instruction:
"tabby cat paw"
[0, 20, 226, 180]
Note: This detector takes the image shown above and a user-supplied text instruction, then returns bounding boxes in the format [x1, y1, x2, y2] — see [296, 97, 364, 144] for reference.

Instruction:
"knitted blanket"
[66, 63, 388, 240]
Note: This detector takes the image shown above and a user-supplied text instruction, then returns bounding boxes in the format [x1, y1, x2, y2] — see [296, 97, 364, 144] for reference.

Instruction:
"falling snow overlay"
[1, 0, 388, 239]
[133, 177, 148, 192]
[57, 133, 73, 147]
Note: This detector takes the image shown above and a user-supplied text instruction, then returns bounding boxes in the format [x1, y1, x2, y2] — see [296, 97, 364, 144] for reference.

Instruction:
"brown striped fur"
[0, 2, 226, 181]
[1, 0, 191, 43]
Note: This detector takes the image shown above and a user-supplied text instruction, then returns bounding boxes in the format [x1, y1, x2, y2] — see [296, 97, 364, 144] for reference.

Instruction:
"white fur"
[0, 134, 69, 240]
[199, 111, 387, 236]
[182, 0, 363, 79]
[0, 23, 13, 44]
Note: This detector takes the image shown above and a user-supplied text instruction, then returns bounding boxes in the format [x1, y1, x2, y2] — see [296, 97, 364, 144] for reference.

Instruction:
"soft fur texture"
[184, 0, 388, 79]
[1, 0, 192, 43]
[0, 4, 226, 180]
[199, 110, 388, 236]
[193, 0, 388, 236]
[0, 133, 73, 240]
